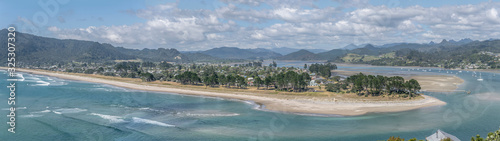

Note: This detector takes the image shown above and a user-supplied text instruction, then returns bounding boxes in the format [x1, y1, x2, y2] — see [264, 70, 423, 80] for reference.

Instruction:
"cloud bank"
[47, 1, 500, 50]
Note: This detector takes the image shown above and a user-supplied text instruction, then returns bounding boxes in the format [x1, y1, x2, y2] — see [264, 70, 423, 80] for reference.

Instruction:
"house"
[247, 77, 254, 86]
[309, 80, 319, 86]
[426, 129, 460, 141]
[247, 81, 254, 86]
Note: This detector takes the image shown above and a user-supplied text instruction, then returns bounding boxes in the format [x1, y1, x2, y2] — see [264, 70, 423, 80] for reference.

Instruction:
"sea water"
[0, 65, 499, 140]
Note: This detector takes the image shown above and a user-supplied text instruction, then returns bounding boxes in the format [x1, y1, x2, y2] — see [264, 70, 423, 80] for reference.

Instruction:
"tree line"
[265, 71, 311, 92]
[173, 70, 312, 92]
[308, 63, 337, 78]
[341, 73, 421, 97]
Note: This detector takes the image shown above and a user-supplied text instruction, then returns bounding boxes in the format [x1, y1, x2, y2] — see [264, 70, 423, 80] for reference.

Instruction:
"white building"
[426, 129, 460, 141]
[309, 80, 319, 86]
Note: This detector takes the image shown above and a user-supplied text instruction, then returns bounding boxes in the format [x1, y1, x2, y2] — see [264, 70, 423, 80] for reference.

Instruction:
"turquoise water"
[0, 65, 499, 140]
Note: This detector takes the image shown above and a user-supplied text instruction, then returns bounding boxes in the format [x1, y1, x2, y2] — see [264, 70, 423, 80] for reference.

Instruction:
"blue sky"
[2, 0, 500, 51]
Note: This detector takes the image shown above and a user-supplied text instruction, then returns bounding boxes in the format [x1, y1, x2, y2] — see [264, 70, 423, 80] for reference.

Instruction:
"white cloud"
[47, 1, 500, 50]
[47, 26, 60, 32]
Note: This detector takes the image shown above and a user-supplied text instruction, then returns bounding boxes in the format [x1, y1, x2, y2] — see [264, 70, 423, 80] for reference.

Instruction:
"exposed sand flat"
[410, 75, 464, 92]
[3, 67, 446, 116]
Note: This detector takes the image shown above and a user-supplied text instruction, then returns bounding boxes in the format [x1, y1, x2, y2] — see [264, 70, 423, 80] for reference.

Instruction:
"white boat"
[477, 73, 483, 81]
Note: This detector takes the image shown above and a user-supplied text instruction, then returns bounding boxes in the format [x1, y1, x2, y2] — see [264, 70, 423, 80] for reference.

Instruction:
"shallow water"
[0, 65, 499, 140]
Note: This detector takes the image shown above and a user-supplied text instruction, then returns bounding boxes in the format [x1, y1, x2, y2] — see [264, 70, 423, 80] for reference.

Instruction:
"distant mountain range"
[200, 47, 282, 59]
[1, 29, 497, 66]
[342, 44, 359, 50]
[270, 47, 327, 55]
[341, 38, 475, 50]
[182, 47, 327, 56]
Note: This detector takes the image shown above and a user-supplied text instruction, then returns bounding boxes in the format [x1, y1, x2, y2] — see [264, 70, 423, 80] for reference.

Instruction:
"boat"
[477, 73, 483, 81]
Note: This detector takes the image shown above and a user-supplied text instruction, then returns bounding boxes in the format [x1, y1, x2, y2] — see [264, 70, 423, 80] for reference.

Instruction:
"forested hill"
[115, 47, 188, 62]
[0, 29, 193, 66]
[369, 39, 500, 68]
[0, 29, 137, 66]
[200, 47, 282, 59]
[278, 49, 318, 60]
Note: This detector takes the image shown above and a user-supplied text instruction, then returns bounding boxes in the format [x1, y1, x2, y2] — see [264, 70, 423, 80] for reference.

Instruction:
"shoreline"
[3, 67, 447, 116]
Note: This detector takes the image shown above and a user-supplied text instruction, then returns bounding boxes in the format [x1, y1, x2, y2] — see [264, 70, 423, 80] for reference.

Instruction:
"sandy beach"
[4, 68, 447, 116]
[410, 75, 464, 93]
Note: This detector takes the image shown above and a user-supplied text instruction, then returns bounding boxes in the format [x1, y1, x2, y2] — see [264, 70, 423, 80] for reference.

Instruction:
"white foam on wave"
[132, 117, 175, 127]
[90, 113, 126, 123]
[23, 75, 41, 81]
[243, 100, 261, 110]
[32, 110, 51, 113]
[47, 81, 67, 86]
[23, 74, 67, 86]
[92, 88, 112, 92]
[138, 107, 163, 112]
[20, 114, 43, 118]
[110, 105, 164, 113]
[53, 108, 87, 114]
[177, 110, 240, 117]
[91, 85, 129, 92]
[14, 74, 25, 81]
[53, 111, 62, 114]
[33, 80, 50, 86]
[185, 113, 240, 117]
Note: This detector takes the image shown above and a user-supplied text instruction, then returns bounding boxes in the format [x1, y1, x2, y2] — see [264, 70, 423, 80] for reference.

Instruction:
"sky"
[2, 0, 500, 51]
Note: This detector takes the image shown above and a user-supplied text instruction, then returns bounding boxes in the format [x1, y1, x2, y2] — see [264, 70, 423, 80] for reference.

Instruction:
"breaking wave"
[90, 113, 126, 123]
[131, 117, 175, 127]
[52, 108, 87, 114]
